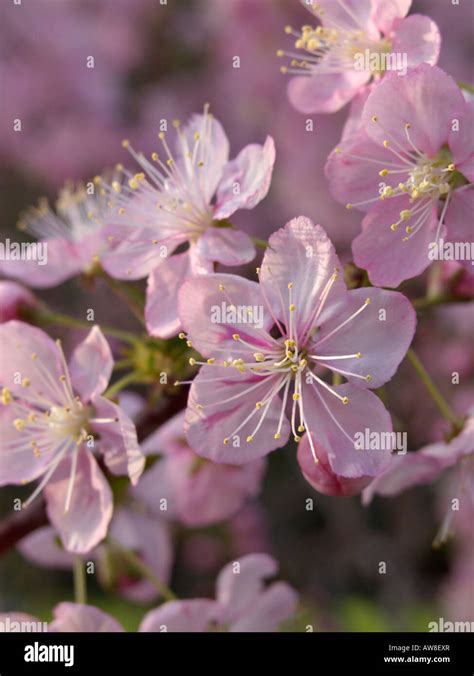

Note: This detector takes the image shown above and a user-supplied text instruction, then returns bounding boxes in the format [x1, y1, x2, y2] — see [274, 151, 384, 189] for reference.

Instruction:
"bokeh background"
[0, 0, 473, 631]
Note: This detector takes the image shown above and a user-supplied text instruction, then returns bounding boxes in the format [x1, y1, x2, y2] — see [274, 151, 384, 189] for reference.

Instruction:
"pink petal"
[214, 136, 275, 220]
[216, 553, 277, 619]
[0, 238, 82, 288]
[391, 15, 441, 68]
[18, 525, 75, 570]
[352, 196, 440, 287]
[260, 217, 346, 333]
[229, 582, 298, 632]
[175, 112, 230, 203]
[140, 410, 186, 457]
[145, 252, 192, 339]
[298, 434, 372, 496]
[445, 188, 474, 272]
[372, 0, 412, 33]
[139, 600, 218, 632]
[178, 273, 276, 357]
[45, 451, 113, 554]
[109, 508, 173, 603]
[312, 287, 416, 389]
[194, 227, 256, 266]
[301, 381, 393, 478]
[185, 365, 290, 463]
[362, 64, 464, 156]
[50, 603, 124, 632]
[101, 225, 187, 280]
[0, 407, 53, 484]
[91, 395, 144, 485]
[325, 133, 390, 208]
[287, 73, 368, 115]
[317, 0, 377, 37]
[68, 326, 113, 401]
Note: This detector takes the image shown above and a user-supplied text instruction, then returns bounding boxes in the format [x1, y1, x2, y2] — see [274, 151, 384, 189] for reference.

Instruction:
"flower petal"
[287, 73, 368, 115]
[391, 15, 440, 68]
[301, 381, 393, 478]
[352, 196, 440, 287]
[68, 327, 113, 401]
[45, 451, 113, 554]
[260, 217, 346, 334]
[362, 64, 464, 156]
[0, 238, 82, 288]
[312, 287, 416, 388]
[185, 365, 290, 463]
[139, 600, 218, 632]
[372, 0, 412, 33]
[91, 395, 144, 485]
[18, 525, 75, 570]
[194, 228, 256, 266]
[214, 137, 275, 219]
[50, 603, 124, 632]
[449, 102, 474, 181]
[229, 582, 298, 632]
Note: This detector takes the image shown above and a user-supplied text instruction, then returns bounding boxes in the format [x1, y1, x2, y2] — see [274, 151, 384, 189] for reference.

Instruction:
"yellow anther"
[121, 139, 130, 148]
[379, 169, 389, 177]
[151, 152, 159, 161]
[294, 435, 301, 442]
[390, 223, 398, 231]
[196, 404, 203, 410]
[285, 339, 296, 347]
[289, 304, 296, 312]
[31, 353, 37, 360]
[254, 352, 265, 362]
[356, 352, 362, 358]
[299, 359, 307, 368]
[297, 425, 305, 433]
[1, 388, 12, 405]
[288, 282, 294, 289]
[276, 49, 284, 57]
[365, 375, 373, 382]
[405, 226, 413, 234]
[189, 357, 196, 366]
[447, 163, 455, 171]
[371, 116, 378, 123]
[280, 66, 288, 74]
[284, 25, 292, 34]
[346, 203, 353, 210]
[14, 419, 25, 431]
[246, 436, 254, 443]
[178, 332, 186, 339]
[291, 364, 299, 373]
[342, 397, 349, 405]
[21, 378, 30, 387]
[232, 333, 240, 341]
[186, 340, 193, 348]
[365, 298, 371, 305]
[255, 402, 263, 410]
[158, 132, 165, 140]
[118, 208, 125, 215]
[218, 284, 225, 291]
[207, 358, 215, 365]
[335, 147, 342, 154]
[383, 140, 390, 147]
[400, 210, 411, 220]
[223, 438, 230, 445]
[274, 433, 281, 440]
[292, 393, 300, 401]
[128, 178, 139, 190]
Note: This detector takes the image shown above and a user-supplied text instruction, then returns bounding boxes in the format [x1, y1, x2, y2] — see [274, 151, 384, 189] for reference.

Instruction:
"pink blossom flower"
[177, 217, 415, 484]
[279, 0, 440, 114]
[0, 183, 110, 288]
[100, 106, 275, 338]
[326, 64, 474, 287]
[140, 553, 298, 632]
[0, 322, 144, 553]
[134, 411, 267, 527]
[0, 281, 36, 322]
[363, 416, 474, 544]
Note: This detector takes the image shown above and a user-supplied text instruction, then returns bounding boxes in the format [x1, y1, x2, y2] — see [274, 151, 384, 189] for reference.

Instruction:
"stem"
[111, 541, 176, 601]
[104, 372, 140, 399]
[73, 556, 87, 605]
[251, 236, 268, 250]
[36, 308, 138, 345]
[406, 348, 462, 430]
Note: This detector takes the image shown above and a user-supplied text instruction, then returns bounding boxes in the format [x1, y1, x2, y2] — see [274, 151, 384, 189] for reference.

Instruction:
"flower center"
[47, 403, 89, 441]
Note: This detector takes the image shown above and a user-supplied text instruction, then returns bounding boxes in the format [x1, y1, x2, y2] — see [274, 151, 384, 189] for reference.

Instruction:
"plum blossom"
[279, 0, 440, 114]
[134, 411, 267, 527]
[0, 604, 124, 633]
[177, 217, 416, 484]
[0, 322, 144, 553]
[0, 281, 36, 322]
[0, 183, 110, 288]
[363, 416, 474, 544]
[100, 105, 275, 338]
[140, 553, 298, 632]
[326, 64, 474, 287]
